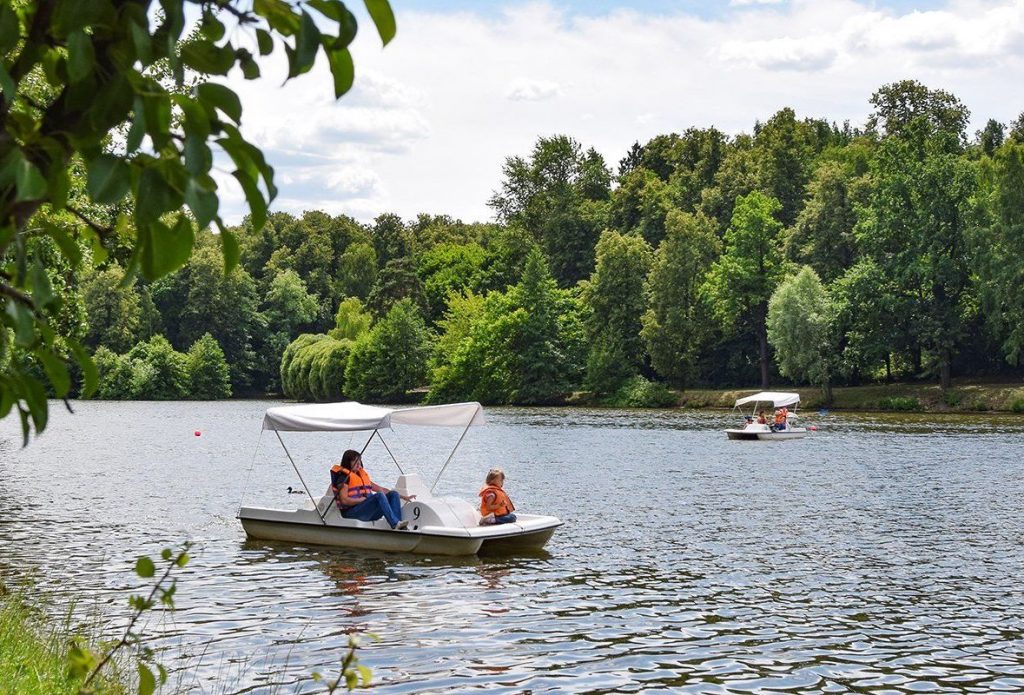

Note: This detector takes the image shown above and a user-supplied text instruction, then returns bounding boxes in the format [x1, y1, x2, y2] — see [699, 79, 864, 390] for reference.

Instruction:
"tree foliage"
[344, 299, 428, 402]
[703, 191, 790, 388]
[583, 230, 653, 394]
[186, 332, 231, 400]
[767, 267, 836, 401]
[0, 0, 396, 439]
[641, 211, 720, 387]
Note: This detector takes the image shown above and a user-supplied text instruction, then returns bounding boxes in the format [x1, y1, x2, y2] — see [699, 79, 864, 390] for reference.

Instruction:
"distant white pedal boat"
[724, 391, 808, 441]
[238, 401, 562, 556]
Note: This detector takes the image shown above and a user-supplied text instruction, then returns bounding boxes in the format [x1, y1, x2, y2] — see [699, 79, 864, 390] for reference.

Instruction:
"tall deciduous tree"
[1, 0, 396, 439]
[489, 135, 611, 286]
[582, 230, 653, 394]
[345, 298, 428, 402]
[858, 82, 976, 388]
[186, 332, 231, 399]
[641, 211, 720, 387]
[704, 191, 789, 388]
[975, 141, 1024, 365]
[152, 240, 263, 389]
[80, 263, 143, 353]
[767, 267, 836, 402]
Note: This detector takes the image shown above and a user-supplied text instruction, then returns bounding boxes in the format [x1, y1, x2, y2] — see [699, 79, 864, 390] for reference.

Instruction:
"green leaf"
[66, 30, 96, 83]
[87, 155, 131, 205]
[0, 62, 14, 101]
[183, 133, 212, 175]
[161, 548, 172, 560]
[68, 341, 98, 398]
[185, 176, 218, 228]
[138, 663, 156, 695]
[44, 223, 83, 266]
[0, 2, 19, 54]
[364, 0, 396, 46]
[326, 46, 354, 98]
[220, 229, 240, 273]
[239, 51, 260, 79]
[38, 351, 71, 397]
[28, 263, 55, 308]
[129, 19, 153, 64]
[232, 170, 266, 231]
[126, 107, 146, 153]
[174, 94, 211, 138]
[357, 664, 373, 686]
[134, 168, 180, 226]
[181, 40, 236, 75]
[256, 28, 274, 55]
[135, 556, 156, 578]
[290, 11, 321, 78]
[176, 552, 190, 568]
[196, 83, 242, 124]
[254, 0, 301, 36]
[8, 153, 47, 202]
[7, 301, 34, 346]
[201, 10, 226, 41]
[20, 375, 48, 435]
[142, 215, 194, 279]
[141, 91, 173, 147]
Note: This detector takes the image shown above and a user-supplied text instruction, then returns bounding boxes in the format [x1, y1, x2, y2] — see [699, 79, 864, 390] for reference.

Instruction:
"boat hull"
[725, 426, 807, 441]
[239, 515, 483, 556]
[238, 492, 562, 557]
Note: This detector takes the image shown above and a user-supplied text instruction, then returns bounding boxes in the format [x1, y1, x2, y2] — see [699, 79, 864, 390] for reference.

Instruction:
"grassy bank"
[675, 380, 1024, 413]
[0, 587, 127, 695]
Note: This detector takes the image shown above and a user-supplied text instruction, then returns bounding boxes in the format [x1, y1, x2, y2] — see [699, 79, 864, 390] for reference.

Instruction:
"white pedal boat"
[724, 391, 808, 441]
[238, 401, 562, 556]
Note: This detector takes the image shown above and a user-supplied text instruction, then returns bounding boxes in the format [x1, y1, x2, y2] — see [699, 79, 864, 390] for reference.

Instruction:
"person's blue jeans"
[494, 513, 517, 524]
[340, 491, 402, 528]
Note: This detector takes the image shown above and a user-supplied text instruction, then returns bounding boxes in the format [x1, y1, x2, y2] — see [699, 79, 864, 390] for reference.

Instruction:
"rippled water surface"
[3, 401, 1024, 693]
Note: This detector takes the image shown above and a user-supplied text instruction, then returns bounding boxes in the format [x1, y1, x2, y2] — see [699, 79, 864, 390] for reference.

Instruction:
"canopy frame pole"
[430, 404, 479, 493]
[371, 429, 405, 475]
[275, 431, 326, 526]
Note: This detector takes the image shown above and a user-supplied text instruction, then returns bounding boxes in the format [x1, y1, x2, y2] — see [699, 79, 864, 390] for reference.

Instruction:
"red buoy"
[194, 430, 201, 437]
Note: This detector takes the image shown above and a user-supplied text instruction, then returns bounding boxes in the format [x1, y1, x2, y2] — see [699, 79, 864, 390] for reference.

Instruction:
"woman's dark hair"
[341, 449, 361, 469]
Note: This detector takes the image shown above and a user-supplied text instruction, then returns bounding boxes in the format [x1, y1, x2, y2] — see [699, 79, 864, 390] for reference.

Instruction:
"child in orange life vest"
[479, 468, 517, 526]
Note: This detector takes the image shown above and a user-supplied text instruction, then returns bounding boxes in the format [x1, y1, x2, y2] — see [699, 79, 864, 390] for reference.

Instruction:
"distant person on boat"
[479, 468, 517, 525]
[773, 407, 788, 431]
[331, 450, 415, 530]
[757, 410, 768, 425]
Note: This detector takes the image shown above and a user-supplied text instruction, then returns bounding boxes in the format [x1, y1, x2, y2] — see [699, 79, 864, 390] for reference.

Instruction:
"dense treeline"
[71, 80, 1024, 404]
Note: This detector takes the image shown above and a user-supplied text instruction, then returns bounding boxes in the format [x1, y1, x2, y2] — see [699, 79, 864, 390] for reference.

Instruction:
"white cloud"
[218, 0, 1024, 226]
[730, 0, 785, 5]
[505, 78, 562, 101]
[720, 36, 840, 71]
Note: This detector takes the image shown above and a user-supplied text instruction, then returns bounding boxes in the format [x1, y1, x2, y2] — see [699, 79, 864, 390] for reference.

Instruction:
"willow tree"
[1, 0, 396, 440]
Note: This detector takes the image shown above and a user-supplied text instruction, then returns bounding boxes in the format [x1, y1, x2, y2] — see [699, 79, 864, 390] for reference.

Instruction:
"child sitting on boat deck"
[479, 468, 517, 525]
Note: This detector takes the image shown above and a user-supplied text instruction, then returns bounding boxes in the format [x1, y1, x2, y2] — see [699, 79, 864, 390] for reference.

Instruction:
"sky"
[216, 0, 1024, 225]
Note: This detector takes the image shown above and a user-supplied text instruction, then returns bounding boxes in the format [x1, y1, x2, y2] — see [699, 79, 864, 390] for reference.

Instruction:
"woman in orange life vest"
[330, 449, 415, 530]
[479, 468, 516, 526]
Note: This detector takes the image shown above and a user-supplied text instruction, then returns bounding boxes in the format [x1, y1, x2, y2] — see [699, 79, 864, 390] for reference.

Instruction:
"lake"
[2, 401, 1024, 693]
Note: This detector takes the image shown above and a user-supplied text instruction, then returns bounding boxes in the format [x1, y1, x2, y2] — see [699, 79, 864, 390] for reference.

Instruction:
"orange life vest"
[774, 407, 788, 424]
[331, 466, 373, 507]
[479, 485, 515, 516]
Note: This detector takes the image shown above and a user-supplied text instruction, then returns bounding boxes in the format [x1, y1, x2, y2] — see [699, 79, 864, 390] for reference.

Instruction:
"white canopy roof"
[263, 401, 485, 432]
[734, 391, 801, 408]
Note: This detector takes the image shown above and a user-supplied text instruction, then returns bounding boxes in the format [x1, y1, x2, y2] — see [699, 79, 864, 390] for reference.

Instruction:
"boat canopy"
[262, 401, 485, 432]
[733, 391, 801, 408]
